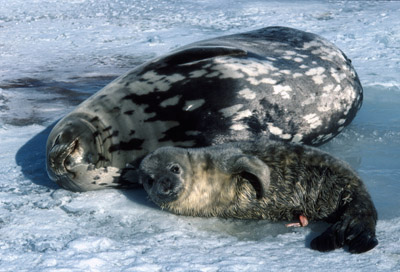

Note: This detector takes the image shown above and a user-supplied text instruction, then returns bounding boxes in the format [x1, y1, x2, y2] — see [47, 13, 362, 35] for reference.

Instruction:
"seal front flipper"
[310, 192, 378, 253]
[117, 162, 144, 188]
[229, 155, 270, 199]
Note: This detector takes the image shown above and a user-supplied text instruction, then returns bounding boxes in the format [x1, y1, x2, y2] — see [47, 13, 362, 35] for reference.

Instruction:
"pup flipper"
[311, 193, 378, 253]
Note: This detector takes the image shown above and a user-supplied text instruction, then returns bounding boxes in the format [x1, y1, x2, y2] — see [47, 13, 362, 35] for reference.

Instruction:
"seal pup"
[139, 140, 378, 253]
[46, 26, 363, 191]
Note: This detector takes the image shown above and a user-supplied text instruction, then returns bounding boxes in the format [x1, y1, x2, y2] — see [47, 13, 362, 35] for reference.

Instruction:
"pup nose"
[157, 177, 175, 196]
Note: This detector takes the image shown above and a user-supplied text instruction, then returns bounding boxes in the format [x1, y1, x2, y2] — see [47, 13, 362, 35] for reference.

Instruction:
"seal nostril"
[147, 177, 154, 188]
[64, 156, 72, 168]
[71, 139, 79, 153]
[54, 135, 61, 146]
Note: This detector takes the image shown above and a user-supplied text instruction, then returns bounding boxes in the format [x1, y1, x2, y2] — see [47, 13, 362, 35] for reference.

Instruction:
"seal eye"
[169, 165, 181, 174]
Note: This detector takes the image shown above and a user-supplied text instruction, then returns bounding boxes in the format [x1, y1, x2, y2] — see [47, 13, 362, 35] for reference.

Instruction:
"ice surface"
[1, 0, 400, 271]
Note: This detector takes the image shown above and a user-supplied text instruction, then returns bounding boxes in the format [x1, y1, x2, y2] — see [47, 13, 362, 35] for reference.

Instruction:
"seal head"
[46, 114, 113, 191]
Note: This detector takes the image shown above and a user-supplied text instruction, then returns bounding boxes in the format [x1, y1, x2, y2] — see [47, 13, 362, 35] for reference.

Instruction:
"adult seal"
[46, 26, 363, 192]
[139, 140, 378, 254]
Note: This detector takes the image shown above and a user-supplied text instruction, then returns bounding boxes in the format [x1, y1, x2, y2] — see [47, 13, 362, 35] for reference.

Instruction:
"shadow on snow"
[15, 122, 58, 190]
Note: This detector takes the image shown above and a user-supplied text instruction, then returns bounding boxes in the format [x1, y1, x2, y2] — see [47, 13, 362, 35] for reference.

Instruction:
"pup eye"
[169, 165, 181, 174]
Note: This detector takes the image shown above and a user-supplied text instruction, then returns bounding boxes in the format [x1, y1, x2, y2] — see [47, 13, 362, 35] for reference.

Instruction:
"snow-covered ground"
[1, 0, 400, 271]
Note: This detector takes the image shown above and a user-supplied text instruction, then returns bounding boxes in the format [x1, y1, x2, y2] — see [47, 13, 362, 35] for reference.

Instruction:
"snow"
[1, 0, 400, 271]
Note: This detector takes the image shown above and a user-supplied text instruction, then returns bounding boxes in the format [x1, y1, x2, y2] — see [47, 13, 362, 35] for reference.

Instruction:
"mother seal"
[139, 140, 378, 253]
[46, 26, 363, 192]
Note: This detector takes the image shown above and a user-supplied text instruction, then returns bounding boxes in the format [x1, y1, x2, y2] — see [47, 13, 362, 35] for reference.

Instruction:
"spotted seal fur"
[46, 26, 363, 191]
[139, 140, 378, 253]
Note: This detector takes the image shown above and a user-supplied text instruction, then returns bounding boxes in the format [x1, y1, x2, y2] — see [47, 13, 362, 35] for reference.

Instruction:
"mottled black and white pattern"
[46, 26, 363, 191]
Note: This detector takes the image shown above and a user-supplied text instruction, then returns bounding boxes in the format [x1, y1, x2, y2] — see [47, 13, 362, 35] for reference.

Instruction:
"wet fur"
[139, 140, 378, 253]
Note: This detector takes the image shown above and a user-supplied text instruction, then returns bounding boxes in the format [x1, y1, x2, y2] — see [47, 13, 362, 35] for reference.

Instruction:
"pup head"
[139, 147, 191, 206]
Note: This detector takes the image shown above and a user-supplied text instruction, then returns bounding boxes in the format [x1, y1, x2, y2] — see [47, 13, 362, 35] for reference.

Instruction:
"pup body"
[140, 140, 378, 253]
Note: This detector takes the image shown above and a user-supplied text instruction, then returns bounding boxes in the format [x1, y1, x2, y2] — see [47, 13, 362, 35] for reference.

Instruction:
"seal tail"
[310, 187, 378, 253]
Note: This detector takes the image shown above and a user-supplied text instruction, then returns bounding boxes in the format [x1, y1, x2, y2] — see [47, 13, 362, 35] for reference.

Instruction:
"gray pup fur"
[139, 140, 378, 253]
